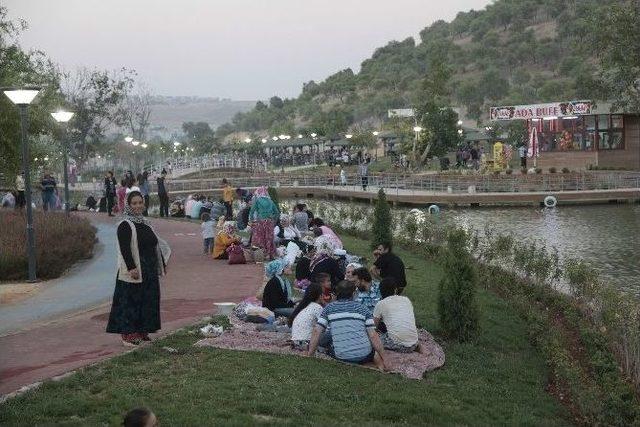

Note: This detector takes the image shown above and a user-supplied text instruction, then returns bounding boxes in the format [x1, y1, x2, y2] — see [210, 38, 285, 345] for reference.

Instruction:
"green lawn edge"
[0, 234, 569, 426]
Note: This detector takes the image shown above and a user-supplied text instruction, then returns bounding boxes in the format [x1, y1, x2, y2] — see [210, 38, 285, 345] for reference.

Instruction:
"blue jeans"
[203, 238, 213, 254]
[42, 192, 55, 211]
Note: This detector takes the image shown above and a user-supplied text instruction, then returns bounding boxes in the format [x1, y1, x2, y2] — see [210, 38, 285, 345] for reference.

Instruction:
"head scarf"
[265, 258, 293, 301]
[346, 262, 363, 271]
[222, 222, 236, 235]
[122, 191, 149, 225]
[310, 235, 336, 271]
[253, 186, 270, 199]
[280, 213, 291, 225]
[265, 258, 287, 278]
[314, 235, 336, 257]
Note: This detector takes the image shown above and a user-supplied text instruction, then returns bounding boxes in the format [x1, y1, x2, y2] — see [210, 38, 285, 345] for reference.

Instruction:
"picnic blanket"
[195, 315, 445, 380]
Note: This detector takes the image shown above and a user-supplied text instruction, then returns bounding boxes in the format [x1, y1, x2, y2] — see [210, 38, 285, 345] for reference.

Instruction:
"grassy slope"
[0, 235, 569, 426]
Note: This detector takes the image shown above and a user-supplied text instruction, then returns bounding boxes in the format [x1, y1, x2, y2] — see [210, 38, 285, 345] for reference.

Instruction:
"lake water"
[294, 199, 640, 292]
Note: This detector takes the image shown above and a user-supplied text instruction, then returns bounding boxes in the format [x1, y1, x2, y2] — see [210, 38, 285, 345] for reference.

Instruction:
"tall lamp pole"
[51, 111, 74, 216]
[3, 87, 41, 282]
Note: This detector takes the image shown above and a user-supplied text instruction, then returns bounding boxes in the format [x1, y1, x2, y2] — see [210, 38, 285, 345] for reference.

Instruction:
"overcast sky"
[5, 0, 492, 100]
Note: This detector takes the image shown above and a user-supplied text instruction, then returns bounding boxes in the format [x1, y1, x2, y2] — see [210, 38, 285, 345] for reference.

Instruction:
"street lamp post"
[3, 87, 40, 282]
[51, 111, 74, 217]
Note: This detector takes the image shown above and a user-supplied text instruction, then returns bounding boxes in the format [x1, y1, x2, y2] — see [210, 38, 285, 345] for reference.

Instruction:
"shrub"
[0, 211, 96, 280]
[535, 168, 543, 174]
[493, 170, 501, 175]
[505, 168, 513, 175]
[549, 167, 557, 173]
[371, 188, 393, 249]
[437, 229, 479, 341]
[267, 186, 281, 212]
[562, 167, 570, 173]
[520, 168, 527, 175]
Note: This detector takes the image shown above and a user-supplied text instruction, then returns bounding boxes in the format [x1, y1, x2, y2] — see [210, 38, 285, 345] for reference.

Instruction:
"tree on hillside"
[60, 67, 135, 168]
[182, 121, 216, 154]
[583, 0, 640, 113]
[269, 96, 284, 109]
[122, 82, 152, 141]
[410, 56, 462, 167]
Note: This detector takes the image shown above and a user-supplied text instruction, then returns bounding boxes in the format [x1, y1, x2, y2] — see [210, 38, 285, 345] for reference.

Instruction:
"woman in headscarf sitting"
[262, 259, 295, 318]
[249, 186, 280, 259]
[213, 221, 240, 260]
[310, 218, 343, 249]
[274, 213, 302, 246]
[310, 235, 344, 290]
[107, 190, 166, 347]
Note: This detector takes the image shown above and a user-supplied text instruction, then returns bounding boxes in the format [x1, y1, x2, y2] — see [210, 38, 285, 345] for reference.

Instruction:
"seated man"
[308, 280, 386, 370]
[372, 241, 407, 294]
[353, 267, 380, 313]
[85, 194, 97, 211]
[373, 277, 421, 353]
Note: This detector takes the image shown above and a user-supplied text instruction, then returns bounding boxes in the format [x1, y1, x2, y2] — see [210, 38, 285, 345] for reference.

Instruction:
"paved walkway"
[0, 213, 262, 397]
[0, 221, 116, 336]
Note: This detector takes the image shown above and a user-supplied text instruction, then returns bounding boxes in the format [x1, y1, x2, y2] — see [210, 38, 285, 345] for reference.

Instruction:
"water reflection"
[296, 199, 639, 292]
[440, 204, 639, 292]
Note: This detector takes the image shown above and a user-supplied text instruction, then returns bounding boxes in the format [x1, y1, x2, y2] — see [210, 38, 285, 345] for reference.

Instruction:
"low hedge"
[0, 210, 97, 280]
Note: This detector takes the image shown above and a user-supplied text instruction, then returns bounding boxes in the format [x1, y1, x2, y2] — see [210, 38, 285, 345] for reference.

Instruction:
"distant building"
[490, 101, 640, 170]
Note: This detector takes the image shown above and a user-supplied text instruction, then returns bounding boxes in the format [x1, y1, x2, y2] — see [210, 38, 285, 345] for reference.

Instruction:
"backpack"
[227, 244, 246, 265]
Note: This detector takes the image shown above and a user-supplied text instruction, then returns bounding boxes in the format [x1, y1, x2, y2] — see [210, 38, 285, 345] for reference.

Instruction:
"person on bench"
[307, 280, 386, 371]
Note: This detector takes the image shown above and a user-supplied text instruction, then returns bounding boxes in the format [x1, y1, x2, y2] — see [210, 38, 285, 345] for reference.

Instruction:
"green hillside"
[216, 0, 628, 138]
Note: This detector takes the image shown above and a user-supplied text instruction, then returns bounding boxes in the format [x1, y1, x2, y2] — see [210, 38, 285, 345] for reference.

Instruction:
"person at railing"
[157, 171, 169, 218]
[249, 186, 280, 259]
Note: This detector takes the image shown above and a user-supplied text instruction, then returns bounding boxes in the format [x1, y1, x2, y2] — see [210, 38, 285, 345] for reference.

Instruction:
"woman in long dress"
[107, 191, 166, 346]
[249, 186, 280, 259]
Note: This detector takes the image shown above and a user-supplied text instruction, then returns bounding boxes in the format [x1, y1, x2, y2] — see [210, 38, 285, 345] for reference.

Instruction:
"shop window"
[598, 115, 609, 130]
[611, 115, 624, 129]
[585, 115, 596, 130]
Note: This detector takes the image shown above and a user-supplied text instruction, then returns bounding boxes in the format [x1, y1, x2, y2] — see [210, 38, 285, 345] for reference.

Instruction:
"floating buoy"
[543, 195, 557, 208]
[428, 204, 440, 215]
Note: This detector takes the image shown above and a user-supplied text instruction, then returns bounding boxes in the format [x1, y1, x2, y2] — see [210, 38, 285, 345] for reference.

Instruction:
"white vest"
[116, 220, 167, 283]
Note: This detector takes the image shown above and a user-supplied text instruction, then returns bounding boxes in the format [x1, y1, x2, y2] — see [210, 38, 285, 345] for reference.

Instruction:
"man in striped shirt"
[308, 281, 386, 370]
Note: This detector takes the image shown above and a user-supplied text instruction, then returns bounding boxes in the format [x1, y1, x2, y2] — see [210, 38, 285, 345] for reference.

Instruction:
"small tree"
[267, 186, 281, 214]
[371, 188, 393, 249]
[437, 228, 479, 341]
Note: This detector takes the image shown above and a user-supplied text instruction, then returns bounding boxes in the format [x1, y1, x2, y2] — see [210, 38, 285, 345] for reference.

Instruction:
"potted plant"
[562, 167, 570, 174]
[535, 168, 542, 174]
[549, 167, 557, 174]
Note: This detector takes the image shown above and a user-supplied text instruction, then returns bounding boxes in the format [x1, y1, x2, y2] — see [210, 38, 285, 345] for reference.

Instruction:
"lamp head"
[3, 87, 41, 105]
[51, 111, 74, 123]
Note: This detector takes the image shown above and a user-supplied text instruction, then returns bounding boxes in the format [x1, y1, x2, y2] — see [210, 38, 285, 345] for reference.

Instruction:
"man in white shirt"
[373, 277, 423, 353]
[518, 145, 527, 169]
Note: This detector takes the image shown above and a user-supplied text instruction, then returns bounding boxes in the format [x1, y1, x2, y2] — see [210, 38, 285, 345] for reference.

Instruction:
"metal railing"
[159, 171, 640, 195]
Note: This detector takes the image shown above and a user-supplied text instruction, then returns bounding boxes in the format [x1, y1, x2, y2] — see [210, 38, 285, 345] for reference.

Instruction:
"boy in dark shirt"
[372, 241, 407, 294]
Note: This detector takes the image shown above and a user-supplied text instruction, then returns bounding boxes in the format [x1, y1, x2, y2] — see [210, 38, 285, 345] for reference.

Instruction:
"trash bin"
[440, 157, 450, 171]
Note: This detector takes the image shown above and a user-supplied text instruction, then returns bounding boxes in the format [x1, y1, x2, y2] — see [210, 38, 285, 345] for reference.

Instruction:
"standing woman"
[107, 191, 166, 346]
[249, 186, 280, 259]
[138, 172, 150, 216]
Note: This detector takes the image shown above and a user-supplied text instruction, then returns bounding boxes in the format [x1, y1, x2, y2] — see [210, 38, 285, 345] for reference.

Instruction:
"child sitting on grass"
[201, 212, 215, 255]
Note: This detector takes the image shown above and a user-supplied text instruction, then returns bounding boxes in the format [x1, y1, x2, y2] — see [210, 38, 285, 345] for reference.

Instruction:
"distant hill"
[147, 96, 255, 138]
[216, 0, 615, 138]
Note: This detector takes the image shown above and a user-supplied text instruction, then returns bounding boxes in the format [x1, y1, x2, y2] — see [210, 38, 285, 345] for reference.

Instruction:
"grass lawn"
[0, 234, 569, 426]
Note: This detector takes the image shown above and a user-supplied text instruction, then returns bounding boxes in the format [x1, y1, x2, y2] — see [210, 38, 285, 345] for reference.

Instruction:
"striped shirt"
[356, 282, 381, 313]
[317, 300, 375, 361]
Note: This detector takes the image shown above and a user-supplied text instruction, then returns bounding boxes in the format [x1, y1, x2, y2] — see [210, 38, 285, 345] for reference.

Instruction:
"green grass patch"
[0, 235, 569, 426]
